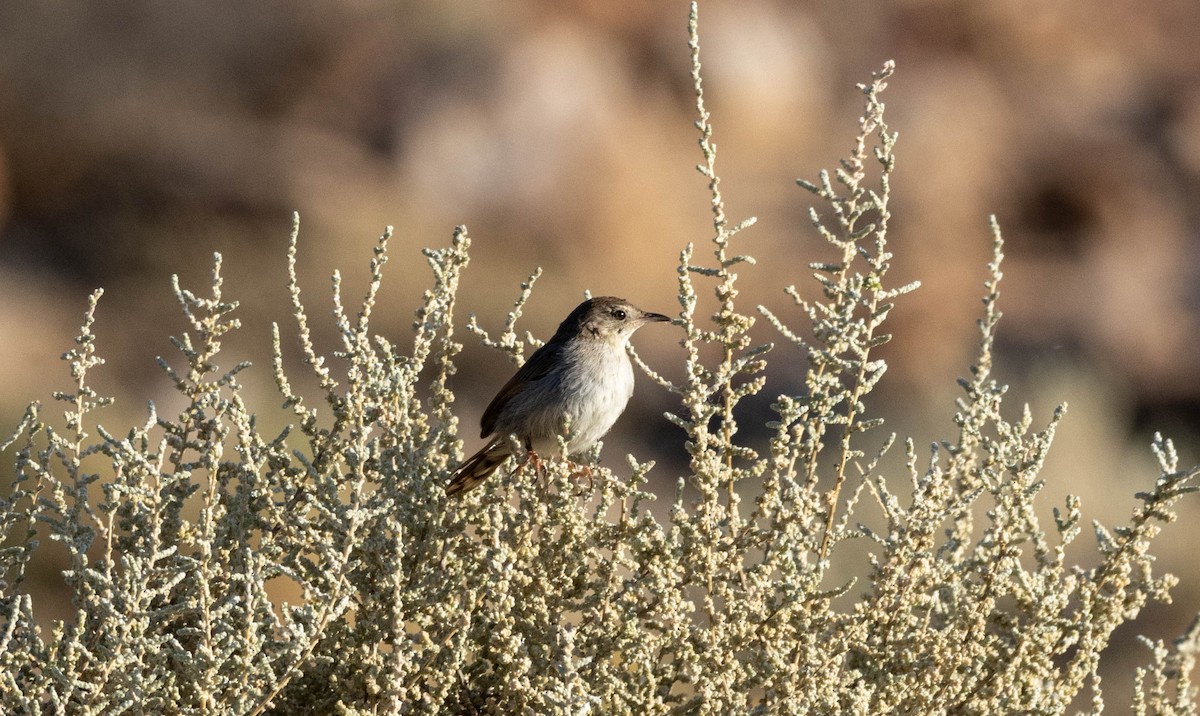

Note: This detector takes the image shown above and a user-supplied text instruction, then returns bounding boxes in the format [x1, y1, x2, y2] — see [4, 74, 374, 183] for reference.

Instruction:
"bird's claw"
[517, 451, 596, 495]
[517, 450, 551, 489]
[570, 464, 597, 495]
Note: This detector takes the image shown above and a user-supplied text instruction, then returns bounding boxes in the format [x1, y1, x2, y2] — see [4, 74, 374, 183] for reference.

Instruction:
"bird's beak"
[642, 311, 671, 323]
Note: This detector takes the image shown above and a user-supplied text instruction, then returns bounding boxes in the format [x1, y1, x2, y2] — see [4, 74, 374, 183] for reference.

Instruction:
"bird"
[445, 296, 670, 497]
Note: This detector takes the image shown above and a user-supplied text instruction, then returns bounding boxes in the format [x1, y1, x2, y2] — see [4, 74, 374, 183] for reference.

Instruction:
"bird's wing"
[480, 339, 564, 438]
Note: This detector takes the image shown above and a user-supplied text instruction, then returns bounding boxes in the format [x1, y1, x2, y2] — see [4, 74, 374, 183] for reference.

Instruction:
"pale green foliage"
[3, 4, 1199, 714]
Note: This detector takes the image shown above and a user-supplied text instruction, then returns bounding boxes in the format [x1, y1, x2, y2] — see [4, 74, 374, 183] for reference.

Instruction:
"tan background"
[2, 0, 1198, 702]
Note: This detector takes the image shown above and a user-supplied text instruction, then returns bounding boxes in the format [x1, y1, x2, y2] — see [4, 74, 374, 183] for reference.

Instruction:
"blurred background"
[2, 0, 1198, 702]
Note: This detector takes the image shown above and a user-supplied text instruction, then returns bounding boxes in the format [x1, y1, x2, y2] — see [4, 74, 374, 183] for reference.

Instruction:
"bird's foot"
[530, 451, 547, 474]
[517, 450, 551, 489]
[516, 452, 597, 494]
[569, 463, 597, 494]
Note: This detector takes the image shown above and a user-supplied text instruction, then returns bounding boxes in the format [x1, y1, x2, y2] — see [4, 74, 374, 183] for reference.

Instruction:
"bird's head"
[558, 296, 671, 343]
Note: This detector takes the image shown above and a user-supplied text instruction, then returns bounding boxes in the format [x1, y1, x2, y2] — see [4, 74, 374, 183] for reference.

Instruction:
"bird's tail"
[445, 438, 510, 497]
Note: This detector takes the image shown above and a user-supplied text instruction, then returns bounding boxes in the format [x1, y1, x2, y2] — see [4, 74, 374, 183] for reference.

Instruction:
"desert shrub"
[2, 4, 1197, 714]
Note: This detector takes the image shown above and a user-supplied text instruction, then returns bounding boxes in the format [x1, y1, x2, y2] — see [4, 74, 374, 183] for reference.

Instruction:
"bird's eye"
[612, 309, 627, 320]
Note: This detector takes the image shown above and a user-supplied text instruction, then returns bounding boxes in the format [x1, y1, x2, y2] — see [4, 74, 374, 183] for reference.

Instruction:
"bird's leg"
[519, 437, 549, 488]
[529, 451, 547, 477]
[524, 437, 541, 472]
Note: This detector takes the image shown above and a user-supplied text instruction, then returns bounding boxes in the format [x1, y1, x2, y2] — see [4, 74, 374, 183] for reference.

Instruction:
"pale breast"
[561, 344, 635, 453]
[494, 339, 635, 455]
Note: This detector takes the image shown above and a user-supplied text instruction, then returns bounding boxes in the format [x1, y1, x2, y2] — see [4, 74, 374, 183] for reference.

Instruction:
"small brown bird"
[446, 296, 670, 496]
